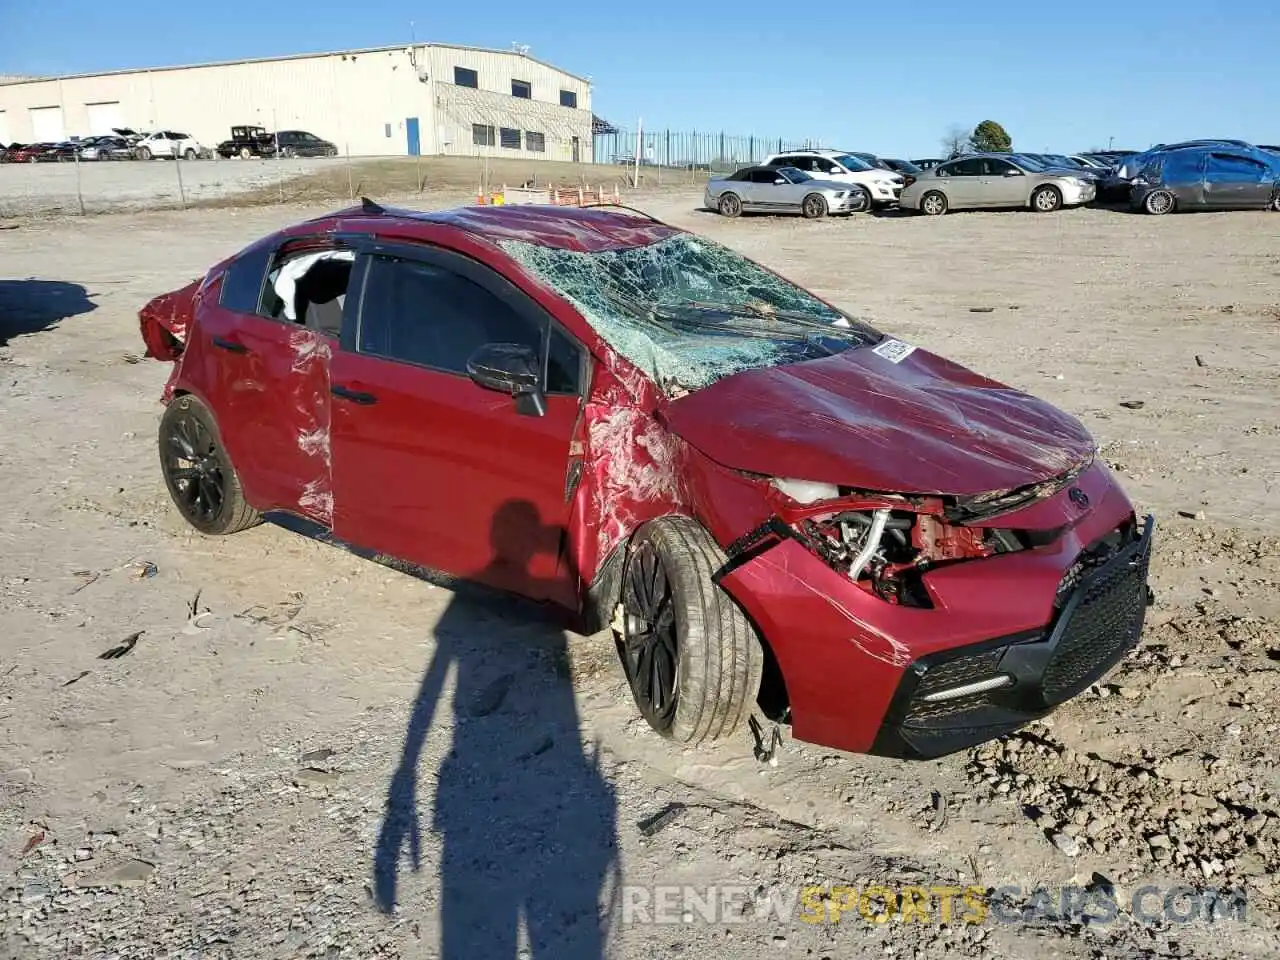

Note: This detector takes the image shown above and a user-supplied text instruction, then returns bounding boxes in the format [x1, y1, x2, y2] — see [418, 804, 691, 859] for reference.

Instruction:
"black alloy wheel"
[620, 538, 679, 731]
[158, 395, 261, 535]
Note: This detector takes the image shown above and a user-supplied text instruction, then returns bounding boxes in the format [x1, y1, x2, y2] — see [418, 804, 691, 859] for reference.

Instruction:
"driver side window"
[356, 254, 582, 395]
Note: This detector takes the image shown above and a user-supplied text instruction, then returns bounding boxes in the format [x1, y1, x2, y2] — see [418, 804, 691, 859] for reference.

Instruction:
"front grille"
[1041, 530, 1152, 704]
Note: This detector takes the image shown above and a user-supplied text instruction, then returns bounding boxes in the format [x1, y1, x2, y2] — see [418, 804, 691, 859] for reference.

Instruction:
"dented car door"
[329, 244, 587, 605]
[185, 239, 340, 523]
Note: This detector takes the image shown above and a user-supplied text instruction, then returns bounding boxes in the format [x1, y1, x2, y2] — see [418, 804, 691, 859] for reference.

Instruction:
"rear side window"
[356, 254, 583, 395]
[218, 244, 273, 314]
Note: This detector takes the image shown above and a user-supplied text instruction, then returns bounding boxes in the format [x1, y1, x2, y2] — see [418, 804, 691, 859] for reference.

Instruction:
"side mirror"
[466, 342, 546, 417]
[1004, 169, 1023, 176]
[773, 177, 786, 185]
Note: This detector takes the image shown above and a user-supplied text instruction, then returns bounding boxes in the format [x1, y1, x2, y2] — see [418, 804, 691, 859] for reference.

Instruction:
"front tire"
[801, 193, 829, 219]
[718, 192, 743, 217]
[135, 146, 152, 161]
[159, 395, 262, 536]
[920, 190, 948, 216]
[1143, 189, 1175, 215]
[1031, 185, 1062, 212]
[617, 517, 763, 745]
[183, 148, 197, 160]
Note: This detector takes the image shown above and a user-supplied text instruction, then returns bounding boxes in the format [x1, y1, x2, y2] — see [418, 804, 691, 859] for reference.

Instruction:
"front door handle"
[212, 336, 248, 354]
[331, 384, 377, 405]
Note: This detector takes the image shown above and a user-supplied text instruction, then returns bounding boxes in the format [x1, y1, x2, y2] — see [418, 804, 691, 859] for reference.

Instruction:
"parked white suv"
[134, 130, 205, 160]
[762, 149, 905, 207]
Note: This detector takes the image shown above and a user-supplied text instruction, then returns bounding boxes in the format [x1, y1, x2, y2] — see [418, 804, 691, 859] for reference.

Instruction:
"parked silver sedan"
[704, 165, 870, 218]
[899, 154, 1096, 215]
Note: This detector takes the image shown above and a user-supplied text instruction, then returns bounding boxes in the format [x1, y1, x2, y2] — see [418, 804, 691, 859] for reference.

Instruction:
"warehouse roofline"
[0, 42, 591, 87]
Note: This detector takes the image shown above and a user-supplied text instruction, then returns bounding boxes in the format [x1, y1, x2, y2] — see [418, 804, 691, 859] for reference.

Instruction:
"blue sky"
[3, 0, 1278, 157]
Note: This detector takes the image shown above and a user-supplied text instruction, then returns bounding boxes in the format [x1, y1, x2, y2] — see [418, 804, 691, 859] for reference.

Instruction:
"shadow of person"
[373, 499, 619, 959]
[0, 279, 97, 347]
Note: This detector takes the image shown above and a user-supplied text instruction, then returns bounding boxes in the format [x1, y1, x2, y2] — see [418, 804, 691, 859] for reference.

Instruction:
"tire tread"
[636, 516, 763, 744]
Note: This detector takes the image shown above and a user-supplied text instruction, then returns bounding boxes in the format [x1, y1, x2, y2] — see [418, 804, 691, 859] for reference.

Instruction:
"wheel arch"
[579, 511, 787, 720]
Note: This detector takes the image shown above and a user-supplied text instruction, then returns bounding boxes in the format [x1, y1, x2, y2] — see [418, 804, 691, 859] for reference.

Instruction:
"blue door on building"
[406, 117, 421, 156]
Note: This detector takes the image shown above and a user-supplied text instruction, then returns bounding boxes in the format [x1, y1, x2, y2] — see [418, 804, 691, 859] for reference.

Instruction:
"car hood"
[806, 178, 859, 191]
[663, 343, 1096, 496]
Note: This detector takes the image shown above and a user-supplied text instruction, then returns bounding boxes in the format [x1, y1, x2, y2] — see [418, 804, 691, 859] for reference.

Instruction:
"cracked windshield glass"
[499, 233, 881, 394]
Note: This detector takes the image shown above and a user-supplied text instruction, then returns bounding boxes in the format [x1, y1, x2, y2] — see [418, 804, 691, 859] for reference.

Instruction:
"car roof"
[768, 148, 838, 156]
[293, 202, 680, 254]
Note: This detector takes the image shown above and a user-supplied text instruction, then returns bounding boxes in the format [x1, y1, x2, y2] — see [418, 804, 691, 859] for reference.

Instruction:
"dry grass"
[195, 155, 712, 210]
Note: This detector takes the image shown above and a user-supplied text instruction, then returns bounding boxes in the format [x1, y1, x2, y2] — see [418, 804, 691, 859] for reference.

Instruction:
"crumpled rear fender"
[138, 278, 201, 362]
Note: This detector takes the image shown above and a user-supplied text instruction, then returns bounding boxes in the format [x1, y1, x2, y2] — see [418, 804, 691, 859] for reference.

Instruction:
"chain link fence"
[591, 127, 827, 173]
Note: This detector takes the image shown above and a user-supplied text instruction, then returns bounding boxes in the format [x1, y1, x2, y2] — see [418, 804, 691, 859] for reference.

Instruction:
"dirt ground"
[1, 187, 1279, 960]
[0, 155, 693, 218]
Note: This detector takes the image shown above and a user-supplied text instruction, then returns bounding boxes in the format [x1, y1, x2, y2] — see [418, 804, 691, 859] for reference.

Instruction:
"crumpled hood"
[663, 342, 1096, 496]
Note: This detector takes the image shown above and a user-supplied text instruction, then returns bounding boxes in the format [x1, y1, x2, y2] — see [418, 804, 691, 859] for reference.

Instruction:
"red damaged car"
[139, 200, 1154, 759]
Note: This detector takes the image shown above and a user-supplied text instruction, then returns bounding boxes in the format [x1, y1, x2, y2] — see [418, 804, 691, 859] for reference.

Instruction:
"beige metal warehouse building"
[0, 44, 594, 161]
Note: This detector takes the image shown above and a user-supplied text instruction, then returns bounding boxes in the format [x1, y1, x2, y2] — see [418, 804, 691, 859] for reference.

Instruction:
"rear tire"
[239, 146, 252, 160]
[159, 395, 262, 536]
[718, 192, 743, 217]
[1143, 189, 1175, 216]
[801, 193, 829, 219]
[617, 517, 763, 744]
[920, 190, 948, 216]
[1031, 185, 1062, 212]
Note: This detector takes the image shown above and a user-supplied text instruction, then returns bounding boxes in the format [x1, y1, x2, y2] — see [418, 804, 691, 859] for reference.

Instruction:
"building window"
[454, 66, 478, 88]
[525, 131, 545, 153]
[559, 89, 578, 109]
[472, 124, 495, 147]
[511, 79, 531, 99]
[499, 127, 521, 150]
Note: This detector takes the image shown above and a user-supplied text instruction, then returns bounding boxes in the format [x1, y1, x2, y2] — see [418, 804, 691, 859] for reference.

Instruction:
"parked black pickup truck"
[215, 125, 277, 159]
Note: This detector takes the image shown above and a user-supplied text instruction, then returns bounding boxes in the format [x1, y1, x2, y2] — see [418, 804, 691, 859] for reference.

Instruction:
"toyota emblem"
[1068, 487, 1090, 509]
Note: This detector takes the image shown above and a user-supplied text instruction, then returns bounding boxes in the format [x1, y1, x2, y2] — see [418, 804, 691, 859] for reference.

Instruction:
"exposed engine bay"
[715, 463, 1101, 609]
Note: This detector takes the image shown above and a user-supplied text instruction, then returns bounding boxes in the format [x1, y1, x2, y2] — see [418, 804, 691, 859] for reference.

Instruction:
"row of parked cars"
[0, 124, 339, 164]
[704, 141, 1280, 218]
[0, 128, 209, 163]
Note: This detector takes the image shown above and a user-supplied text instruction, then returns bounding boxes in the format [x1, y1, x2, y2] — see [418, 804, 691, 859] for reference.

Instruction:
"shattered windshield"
[499, 233, 881, 395]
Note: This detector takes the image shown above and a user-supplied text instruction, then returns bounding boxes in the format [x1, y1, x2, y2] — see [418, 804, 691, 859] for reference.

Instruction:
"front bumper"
[835, 191, 869, 213]
[1063, 182, 1097, 205]
[872, 514, 1153, 758]
[716, 461, 1152, 757]
[868, 182, 903, 204]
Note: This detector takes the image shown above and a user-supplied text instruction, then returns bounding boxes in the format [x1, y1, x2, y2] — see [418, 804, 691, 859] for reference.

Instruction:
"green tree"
[970, 120, 1013, 153]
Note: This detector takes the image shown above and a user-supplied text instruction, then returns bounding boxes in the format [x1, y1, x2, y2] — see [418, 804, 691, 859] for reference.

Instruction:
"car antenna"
[360, 196, 385, 214]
